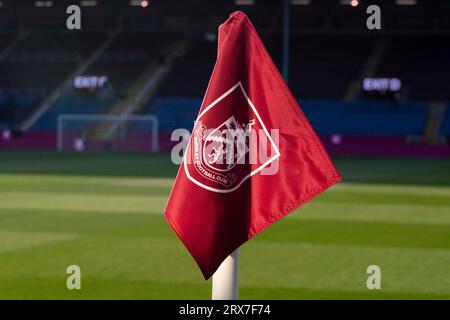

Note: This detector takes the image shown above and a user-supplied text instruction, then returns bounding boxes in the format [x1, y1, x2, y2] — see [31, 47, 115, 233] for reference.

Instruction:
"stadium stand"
[376, 35, 450, 101]
[31, 94, 114, 131]
[83, 31, 176, 93]
[157, 39, 217, 97]
[301, 101, 428, 136]
[147, 98, 428, 137]
[156, 34, 375, 100]
[0, 32, 106, 126]
[149, 98, 201, 132]
[0, 0, 449, 156]
[27, 31, 179, 131]
[0, 32, 15, 51]
[289, 35, 376, 100]
[440, 105, 450, 138]
[0, 89, 43, 128]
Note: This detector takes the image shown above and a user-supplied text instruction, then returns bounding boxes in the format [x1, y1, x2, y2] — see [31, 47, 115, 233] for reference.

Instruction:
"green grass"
[0, 151, 449, 299]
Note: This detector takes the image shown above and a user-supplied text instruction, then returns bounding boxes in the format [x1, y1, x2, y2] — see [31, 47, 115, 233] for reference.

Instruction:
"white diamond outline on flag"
[183, 81, 281, 193]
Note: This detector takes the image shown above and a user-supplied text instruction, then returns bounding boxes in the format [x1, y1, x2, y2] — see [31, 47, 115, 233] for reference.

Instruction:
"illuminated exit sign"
[363, 77, 402, 92]
[74, 75, 108, 89]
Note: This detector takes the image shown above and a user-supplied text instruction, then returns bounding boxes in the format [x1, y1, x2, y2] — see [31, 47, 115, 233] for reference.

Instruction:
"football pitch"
[0, 151, 449, 299]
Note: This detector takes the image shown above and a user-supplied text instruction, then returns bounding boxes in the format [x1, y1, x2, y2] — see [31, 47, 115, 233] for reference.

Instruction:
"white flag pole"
[212, 248, 240, 300]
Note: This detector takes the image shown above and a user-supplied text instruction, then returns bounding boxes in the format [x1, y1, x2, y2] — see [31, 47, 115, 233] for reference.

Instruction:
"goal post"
[57, 114, 159, 152]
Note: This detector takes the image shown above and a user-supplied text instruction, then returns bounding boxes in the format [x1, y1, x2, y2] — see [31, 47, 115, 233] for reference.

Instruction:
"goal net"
[57, 114, 158, 152]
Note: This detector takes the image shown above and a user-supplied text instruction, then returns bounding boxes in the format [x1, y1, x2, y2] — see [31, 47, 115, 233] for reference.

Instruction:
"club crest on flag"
[203, 115, 254, 172]
[165, 12, 342, 280]
[184, 82, 281, 193]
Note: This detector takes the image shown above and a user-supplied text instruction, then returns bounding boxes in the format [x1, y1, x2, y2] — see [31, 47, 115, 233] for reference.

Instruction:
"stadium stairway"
[423, 102, 447, 144]
[344, 37, 387, 101]
[87, 39, 190, 141]
[19, 30, 120, 132]
[31, 95, 114, 132]
[439, 104, 450, 140]
[0, 32, 29, 63]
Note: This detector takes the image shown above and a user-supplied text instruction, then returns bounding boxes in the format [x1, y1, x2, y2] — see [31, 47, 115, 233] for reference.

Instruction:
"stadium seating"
[156, 32, 449, 102]
[83, 31, 175, 93]
[300, 101, 428, 136]
[288, 35, 375, 100]
[0, 32, 106, 91]
[157, 39, 217, 97]
[377, 35, 450, 101]
[440, 104, 450, 137]
[148, 98, 428, 137]
[0, 89, 43, 128]
[26, 31, 178, 131]
[31, 94, 114, 131]
[0, 2, 448, 147]
[0, 32, 106, 126]
[148, 97, 201, 132]
[291, 4, 327, 30]
[382, 2, 436, 30]
[156, 34, 374, 100]
[0, 32, 15, 51]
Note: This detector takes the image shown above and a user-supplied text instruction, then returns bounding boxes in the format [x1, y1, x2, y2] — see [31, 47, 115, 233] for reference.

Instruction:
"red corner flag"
[165, 11, 342, 279]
